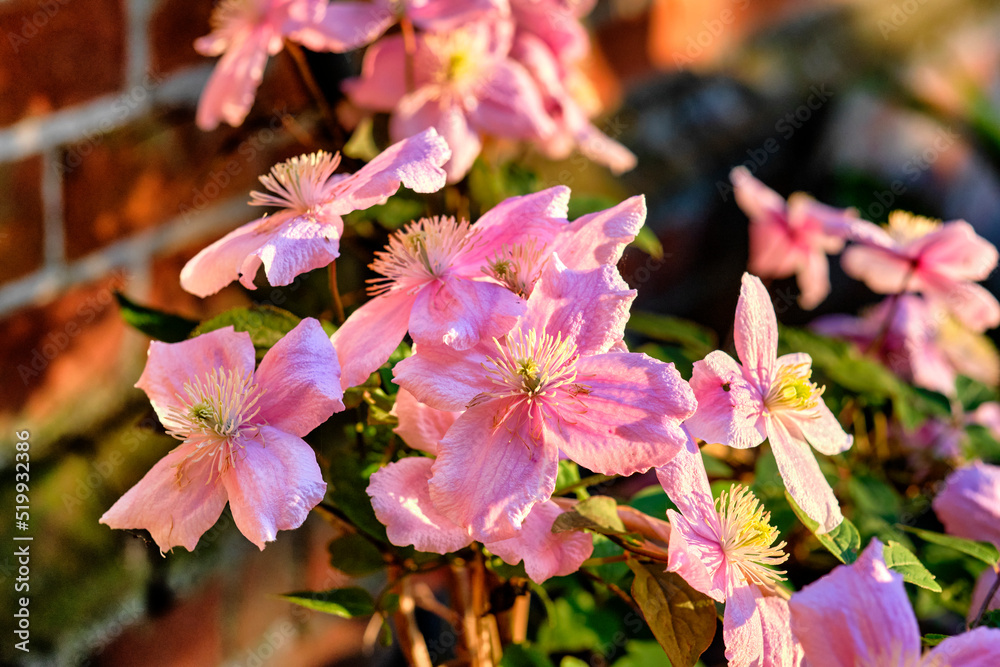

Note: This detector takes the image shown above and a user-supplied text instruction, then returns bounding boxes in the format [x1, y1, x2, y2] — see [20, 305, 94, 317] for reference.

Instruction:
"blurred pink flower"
[933, 460, 1000, 549]
[100, 319, 343, 551]
[393, 258, 696, 541]
[730, 167, 854, 310]
[656, 434, 803, 667]
[344, 21, 554, 181]
[790, 539, 1000, 666]
[510, 0, 595, 65]
[180, 129, 450, 297]
[685, 273, 853, 533]
[839, 210, 1000, 332]
[195, 0, 395, 130]
[968, 566, 1000, 625]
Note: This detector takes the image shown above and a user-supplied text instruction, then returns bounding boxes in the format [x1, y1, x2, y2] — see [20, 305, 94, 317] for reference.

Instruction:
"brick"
[0, 0, 125, 126]
[0, 156, 44, 284]
[149, 0, 214, 76]
[61, 110, 311, 260]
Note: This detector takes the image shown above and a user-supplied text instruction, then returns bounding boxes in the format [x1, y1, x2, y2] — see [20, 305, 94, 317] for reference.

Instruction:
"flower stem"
[329, 261, 345, 324]
[971, 563, 1000, 629]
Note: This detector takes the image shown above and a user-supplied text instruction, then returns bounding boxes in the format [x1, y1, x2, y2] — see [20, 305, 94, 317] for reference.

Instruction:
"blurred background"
[3, 0, 1000, 663]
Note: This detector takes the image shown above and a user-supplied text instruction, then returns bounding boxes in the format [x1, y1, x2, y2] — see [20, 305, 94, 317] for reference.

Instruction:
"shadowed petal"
[393, 341, 493, 412]
[392, 388, 460, 455]
[343, 35, 408, 110]
[549, 196, 646, 271]
[487, 500, 593, 583]
[332, 290, 415, 390]
[685, 350, 766, 449]
[408, 277, 524, 349]
[932, 461, 1000, 549]
[723, 582, 764, 667]
[767, 415, 843, 534]
[926, 627, 1000, 666]
[287, 2, 395, 52]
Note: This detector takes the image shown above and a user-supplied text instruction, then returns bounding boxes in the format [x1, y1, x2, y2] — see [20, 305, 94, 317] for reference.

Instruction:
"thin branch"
[972, 563, 1000, 629]
[328, 261, 346, 324]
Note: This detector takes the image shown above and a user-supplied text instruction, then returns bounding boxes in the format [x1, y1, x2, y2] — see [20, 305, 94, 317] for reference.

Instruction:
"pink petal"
[544, 352, 695, 475]
[767, 415, 843, 534]
[932, 461, 1000, 549]
[730, 167, 786, 224]
[685, 350, 767, 450]
[392, 388, 460, 455]
[286, 2, 395, 52]
[795, 249, 831, 310]
[221, 425, 328, 549]
[840, 244, 915, 294]
[487, 500, 594, 583]
[655, 429, 715, 520]
[914, 221, 998, 283]
[254, 214, 344, 287]
[100, 444, 229, 553]
[470, 60, 556, 140]
[735, 273, 778, 382]
[391, 91, 481, 184]
[968, 567, 1000, 625]
[922, 279, 1000, 333]
[522, 258, 635, 356]
[393, 341, 493, 412]
[330, 127, 451, 213]
[665, 509, 725, 601]
[574, 123, 637, 175]
[758, 594, 806, 667]
[180, 215, 287, 297]
[331, 289, 415, 390]
[408, 277, 524, 349]
[343, 35, 408, 111]
[926, 627, 1000, 666]
[785, 399, 853, 457]
[723, 582, 764, 667]
[136, 327, 256, 424]
[747, 218, 799, 279]
[196, 26, 275, 131]
[459, 186, 570, 267]
[254, 318, 344, 436]
[367, 457, 472, 553]
[789, 539, 922, 667]
[408, 0, 505, 31]
[429, 400, 559, 542]
[548, 196, 646, 271]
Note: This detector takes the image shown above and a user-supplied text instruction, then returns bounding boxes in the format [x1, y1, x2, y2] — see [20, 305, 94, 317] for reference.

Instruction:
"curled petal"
[487, 500, 593, 583]
[549, 196, 646, 271]
[392, 388, 460, 456]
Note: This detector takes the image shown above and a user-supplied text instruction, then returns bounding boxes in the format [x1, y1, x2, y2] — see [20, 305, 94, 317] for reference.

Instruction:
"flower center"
[765, 363, 824, 414]
[165, 367, 265, 479]
[479, 329, 583, 402]
[250, 151, 341, 214]
[368, 216, 476, 295]
[209, 0, 264, 34]
[886, 210, 942, 244]
[482, 241, 546, 298]
[714, 485, 788, 586]
[423, 30, 486, 92]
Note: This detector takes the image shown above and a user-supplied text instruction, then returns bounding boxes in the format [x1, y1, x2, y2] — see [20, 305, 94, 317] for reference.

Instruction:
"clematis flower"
[839, 210, 1000, 332]
[789, 539, 1000, 666]
[100, 319, 343, 551]
[684, 273, 853, 533]
[195, 0, 396, 130]
[344, 21, 554, 182]
[656, 433, 804, 667]
[933, 460, 1000, 549]
[181, 129, 450, 297]
[332, 189, 647, 389]
[730, 167, 854, 310]
[393, 257, 697, 541]
[509, 0, 595, 65]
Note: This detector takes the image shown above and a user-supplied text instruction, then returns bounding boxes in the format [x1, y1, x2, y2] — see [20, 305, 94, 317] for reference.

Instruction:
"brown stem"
[509, 592, 530, 643]
[579, 569, 641, 616]
[329, 261, 345, 324]
[394, 572, 434, 667]
[284, 40, 343, 144]
[972, 563, 1000, 628]
[400, 17, 417, 95]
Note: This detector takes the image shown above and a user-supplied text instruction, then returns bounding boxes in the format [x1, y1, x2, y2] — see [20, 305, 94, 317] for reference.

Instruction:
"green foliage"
[552, 496, 626, 535]
[626, 559, 716, 667]
[279, 587, 375, 618]
[469, 158, 540, 212]
[327, 533, 386, 576]
[609, 640, 673, 667]
[194, 305, 302, 361]
[786, 493, 861, 564]
[898, 526, 1000, 565]
[628, 484, 677, 519]
[980, 609, 1000, 629]
[629, 226, 664, 260]
[921, 634, 949, 647]
[883, 541, 941, 592]
[327, 454, 388, 544]
[626, 311, 717, 360]
[498, 644, 555, 667]
[115, 292, 197, 342]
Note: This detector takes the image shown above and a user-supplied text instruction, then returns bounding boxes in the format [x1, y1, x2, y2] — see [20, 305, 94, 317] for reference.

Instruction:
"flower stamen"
[482, 241, 546, 298]
[250, 151, 341, 213]
[765, 363, 824, 414]
[714, 485, 788, 586]
[886, 210, 942, 244]
[368, 216, 477, 295]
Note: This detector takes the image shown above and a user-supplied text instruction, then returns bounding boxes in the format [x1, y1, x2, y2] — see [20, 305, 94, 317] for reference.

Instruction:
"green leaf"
[626, 311, 716, 359]
[980, 609, 1000, 629]
[552, 496, 626, 535]
[327, 533, 386, 576]
[328, 456, 388, 543]
[194, 305, 302, 361]
[115, 292, 197, 342]
[498, 644, 555, 667]
[921, 633, 949, 647]
[343, 116, 379, 161]
[279, 587, 375, 618]
[629, 226, 664, 260]
[610, 640, 672, 667]
[559, 658, 590, 667]
[897, 525, 1000, 565]
[786, 492, 860, 563]
[555, 460, 582, 493]
[627, 559, 716, 667]
[883, 541, 941, 592]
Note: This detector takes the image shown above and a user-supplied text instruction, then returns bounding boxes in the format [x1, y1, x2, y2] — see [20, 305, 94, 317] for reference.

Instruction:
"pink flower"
[730, 168, 854, 310]
[195, 0, 395, 130]
[344, 21, 554, 182]
[813, 295, 957, 396]
[839, 210, 1000, 332]
[685, 273, 853, 533]
[656, 433, 803, 667]
[512, 33, 636, 174]
[393, 257, 697, 541]
[100, 319, 343, 551]
[969, 567, 1000, 625]
[181, 129, 450, 297]
[789, 539, 1000, 666]
[933, 460, 1000, 549]
[509, 0, 595, 65]
[332, 190, 647, 389]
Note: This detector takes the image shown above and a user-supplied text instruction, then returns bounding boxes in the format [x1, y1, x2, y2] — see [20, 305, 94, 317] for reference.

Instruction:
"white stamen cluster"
[481, 329, 581, 402]
[368, 217, 476, 295]
[165, 367, 265, 479]
[482, 241, 546, 298]
[886, 210, 942, 245]
[250, 151, 341, 213]
[765, 363, 824, 414]
[713, 485, 788, 586]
